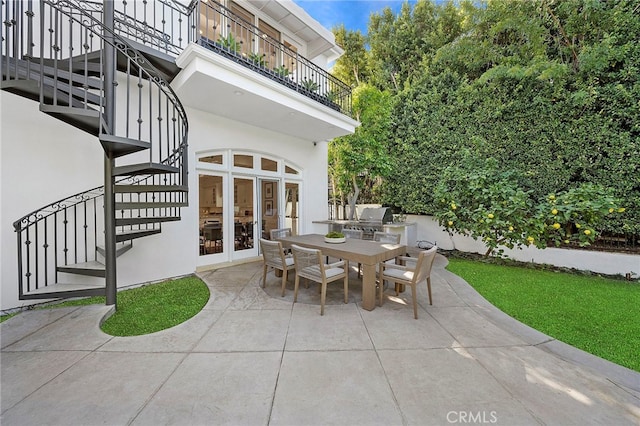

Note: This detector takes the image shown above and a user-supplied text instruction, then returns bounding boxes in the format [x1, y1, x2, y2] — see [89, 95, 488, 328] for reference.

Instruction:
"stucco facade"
[0, 0, 358, 311]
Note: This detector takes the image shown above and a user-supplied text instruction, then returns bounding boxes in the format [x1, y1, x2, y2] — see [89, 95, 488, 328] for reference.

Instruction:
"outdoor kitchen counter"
[312, 220, 417, 246]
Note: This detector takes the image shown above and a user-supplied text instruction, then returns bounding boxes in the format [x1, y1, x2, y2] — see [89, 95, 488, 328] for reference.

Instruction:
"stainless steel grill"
[340, 207, 393, 239]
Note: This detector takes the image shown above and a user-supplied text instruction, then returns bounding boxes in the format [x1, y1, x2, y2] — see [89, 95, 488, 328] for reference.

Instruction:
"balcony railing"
[110, 0, 353, 117]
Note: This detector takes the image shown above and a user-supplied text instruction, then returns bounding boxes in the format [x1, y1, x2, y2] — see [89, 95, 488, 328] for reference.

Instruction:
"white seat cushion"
[324, 267, 345, 279]
[384, 268, 414, 281]
[301, 265, 343, 280]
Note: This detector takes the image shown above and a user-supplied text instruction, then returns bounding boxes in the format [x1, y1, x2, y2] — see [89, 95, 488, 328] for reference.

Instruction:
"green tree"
[332, 24, 369, 86]
[329, 84, 393, 219]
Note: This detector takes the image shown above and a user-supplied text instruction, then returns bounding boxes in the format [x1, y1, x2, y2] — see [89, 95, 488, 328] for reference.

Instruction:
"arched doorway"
[197, 150, 301, 265]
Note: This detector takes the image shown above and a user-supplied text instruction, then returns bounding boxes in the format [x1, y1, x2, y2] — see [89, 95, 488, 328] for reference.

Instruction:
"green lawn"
[446, 258, 640, 372]
[1, 275, 210, 335]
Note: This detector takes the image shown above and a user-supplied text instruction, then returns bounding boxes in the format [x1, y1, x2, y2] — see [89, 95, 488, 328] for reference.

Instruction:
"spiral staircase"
[2, 0, 189, 303]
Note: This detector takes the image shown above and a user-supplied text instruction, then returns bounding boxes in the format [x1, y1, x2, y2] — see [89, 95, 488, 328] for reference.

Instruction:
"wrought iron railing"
[106, 0, 353, 116]
[7, 0, 188, 297]
[191, 0, 352, 115]
[1, 0, 37, 86]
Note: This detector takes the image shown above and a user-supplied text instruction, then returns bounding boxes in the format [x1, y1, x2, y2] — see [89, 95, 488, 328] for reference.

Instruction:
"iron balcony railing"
[109, 0, 353, 117]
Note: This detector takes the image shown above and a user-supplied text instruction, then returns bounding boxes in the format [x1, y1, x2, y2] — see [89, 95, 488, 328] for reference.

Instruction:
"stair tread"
[117, 228, 161, 235]
[113, 163, 180, 176]
[116, 216, 181, 225]
[23, 282, 105, 296]
[100, 134, 150, 157]
[58, 261, 105, 270]
[116, 228, 162, 243]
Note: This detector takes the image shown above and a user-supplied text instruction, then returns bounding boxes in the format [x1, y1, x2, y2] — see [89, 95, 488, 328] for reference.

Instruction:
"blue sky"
[293, 0, 420, 34]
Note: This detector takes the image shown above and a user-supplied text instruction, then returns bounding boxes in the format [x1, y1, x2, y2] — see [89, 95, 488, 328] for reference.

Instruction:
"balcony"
[112, 0, 354, 125]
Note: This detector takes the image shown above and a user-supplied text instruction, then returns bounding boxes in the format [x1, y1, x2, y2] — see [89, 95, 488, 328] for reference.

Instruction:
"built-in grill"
[340, 207, 394, 239]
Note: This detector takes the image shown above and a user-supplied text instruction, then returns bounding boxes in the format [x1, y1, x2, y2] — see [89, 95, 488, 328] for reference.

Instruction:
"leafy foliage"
[329, 0, 638, 238]
[433, 155, 623, 256]
[375, 0, 639, 237]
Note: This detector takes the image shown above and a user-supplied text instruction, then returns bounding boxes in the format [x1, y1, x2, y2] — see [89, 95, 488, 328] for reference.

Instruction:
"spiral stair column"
[103, 1, 117, 306]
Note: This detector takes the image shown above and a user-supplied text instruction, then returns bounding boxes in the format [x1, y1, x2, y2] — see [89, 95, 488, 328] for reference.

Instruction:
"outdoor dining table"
[277, 234, 407, 311]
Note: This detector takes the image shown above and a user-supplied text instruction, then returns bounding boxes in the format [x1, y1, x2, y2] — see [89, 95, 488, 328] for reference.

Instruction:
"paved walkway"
[1, 255, 639, 425]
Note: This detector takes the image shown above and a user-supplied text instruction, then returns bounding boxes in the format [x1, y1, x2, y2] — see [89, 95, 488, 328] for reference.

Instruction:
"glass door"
[199, 174, 225, 257]
[260, 179, 280, 240]
[232, 177, 258, 260]
[284, 181, 299, 236]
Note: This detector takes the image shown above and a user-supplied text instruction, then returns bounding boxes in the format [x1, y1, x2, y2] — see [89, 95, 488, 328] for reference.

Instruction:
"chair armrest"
[327, 260, 346, 269]
[380, 262, 409, 272]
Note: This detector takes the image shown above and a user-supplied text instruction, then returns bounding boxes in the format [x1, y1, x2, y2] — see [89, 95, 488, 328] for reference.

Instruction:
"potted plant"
[273, 65, 290, 78]
[248, 52, 266, 67]
[217, 33, 241, 54]
[324, 231, 346, 243]
[301, 78, 319, 92]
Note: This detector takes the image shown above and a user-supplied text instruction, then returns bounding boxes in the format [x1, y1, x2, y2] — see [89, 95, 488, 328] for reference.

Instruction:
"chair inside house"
[291, 244, 349, 316]
[234, 222, 247, 249]
[260, 238, 295, 297]
[378, 246, 438, 319]
[202, 225, 223, 253]
[342, 228, 363, 239]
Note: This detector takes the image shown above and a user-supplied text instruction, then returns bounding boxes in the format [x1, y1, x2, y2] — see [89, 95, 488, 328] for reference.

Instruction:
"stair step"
[21, 282, 105, 300]
[57, 261, 105, 278]
[115, 201, 188, 209]
[99, 134, 150, 158]
[115, 184, 188, 193]
[1, 56, 102, 104]
[116, 216, 181, 226]
[1, 78, 40, 101]
[116, 228, 162, 243]
[40, 64, 103, 90]
[113, 163, 179, 177]
[117, 38, 180, 82]
[40, 52, 102, 75]
[39, 104, 105, 136]
[96, 243, 133, 258]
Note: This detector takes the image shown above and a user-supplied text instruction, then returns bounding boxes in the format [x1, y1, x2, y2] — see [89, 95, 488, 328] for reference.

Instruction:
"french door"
[232, 176, 258, 260]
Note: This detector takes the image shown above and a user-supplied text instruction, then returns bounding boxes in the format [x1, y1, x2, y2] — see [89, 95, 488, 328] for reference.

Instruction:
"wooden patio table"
[277, 234, 406, 311]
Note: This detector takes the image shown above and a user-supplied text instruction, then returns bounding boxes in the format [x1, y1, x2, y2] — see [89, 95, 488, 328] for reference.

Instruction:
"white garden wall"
[410, 214, 639, 278]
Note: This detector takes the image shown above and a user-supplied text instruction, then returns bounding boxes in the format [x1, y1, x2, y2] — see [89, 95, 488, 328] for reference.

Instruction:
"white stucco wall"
[0, 90, 331, 311]
[410, 214, 640, 278]
[1, 92, 104, 310]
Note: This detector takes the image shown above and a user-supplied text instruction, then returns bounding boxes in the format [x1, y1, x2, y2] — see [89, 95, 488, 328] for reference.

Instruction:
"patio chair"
[378, 246, 437, 319]
[260, 238, 295, 297]
[269, 227, 292, 240]
[269, 227, 292, 254]
[357, 231, 402, 278]
[291, 244, 348, 316]
[342, 229, 363, 239]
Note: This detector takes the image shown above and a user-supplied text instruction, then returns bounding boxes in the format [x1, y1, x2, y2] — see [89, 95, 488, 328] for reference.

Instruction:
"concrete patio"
[1, 254, 639, 425]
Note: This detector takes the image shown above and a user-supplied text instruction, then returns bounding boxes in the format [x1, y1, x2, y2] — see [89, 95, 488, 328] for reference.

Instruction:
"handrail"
[106, 0, 352, 116]
[8, 0, 189, 297]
